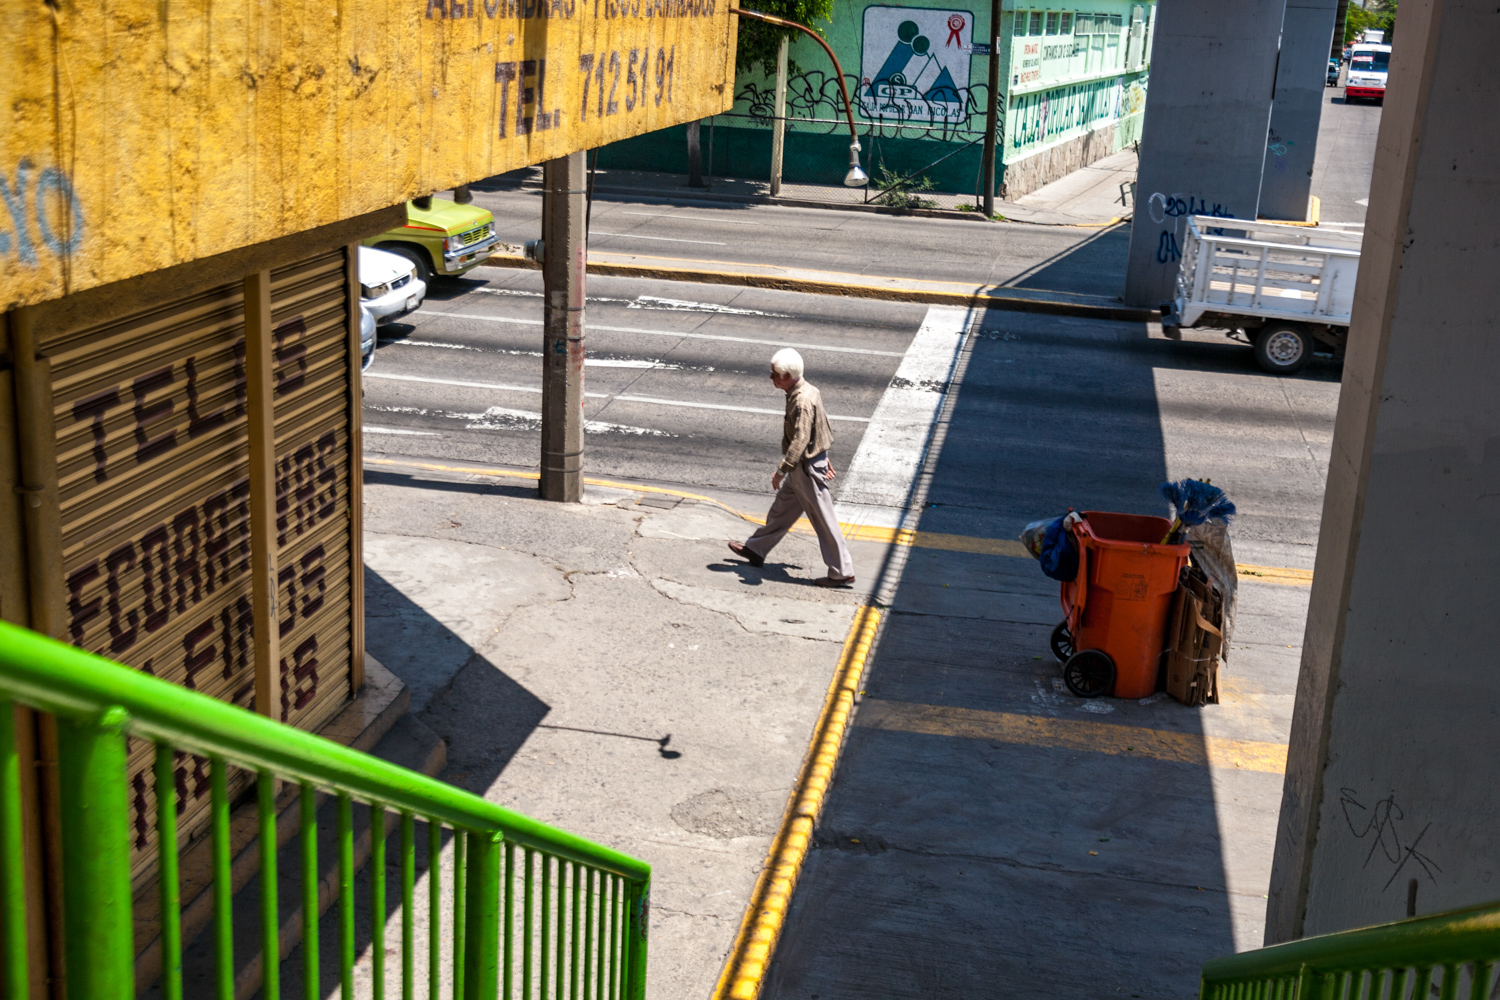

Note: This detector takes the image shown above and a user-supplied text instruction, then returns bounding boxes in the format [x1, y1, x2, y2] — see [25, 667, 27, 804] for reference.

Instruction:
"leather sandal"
[728, 541, 764, 568]
[814, 575, 856, 588]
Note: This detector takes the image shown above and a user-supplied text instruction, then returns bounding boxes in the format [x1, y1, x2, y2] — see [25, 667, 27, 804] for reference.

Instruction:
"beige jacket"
[777, 379, 835, 476]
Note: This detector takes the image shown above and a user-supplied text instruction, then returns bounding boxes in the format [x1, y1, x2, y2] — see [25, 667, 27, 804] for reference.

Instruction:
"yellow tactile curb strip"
[364, 457, 1313, 586]
[711, 603, 883, 1000]
[478, 253, 1156, 322]
[856, 699, 1288, 774]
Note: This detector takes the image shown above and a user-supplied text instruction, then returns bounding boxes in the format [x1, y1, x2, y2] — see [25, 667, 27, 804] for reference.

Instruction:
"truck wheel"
[1254, 323, 1314, 375]
[377, 243, 436, 286]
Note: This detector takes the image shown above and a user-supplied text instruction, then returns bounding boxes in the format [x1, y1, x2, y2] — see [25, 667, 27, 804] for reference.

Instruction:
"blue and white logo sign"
[859, 6, 973, 123]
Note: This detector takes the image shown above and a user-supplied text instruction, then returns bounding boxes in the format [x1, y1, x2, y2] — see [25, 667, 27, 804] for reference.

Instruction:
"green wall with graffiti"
[598, 0, 1155, 196]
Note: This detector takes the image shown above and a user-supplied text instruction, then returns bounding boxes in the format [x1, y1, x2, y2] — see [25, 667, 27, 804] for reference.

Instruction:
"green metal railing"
[0, 621, 650, 1000]
[1200, 900, 1500, 1000]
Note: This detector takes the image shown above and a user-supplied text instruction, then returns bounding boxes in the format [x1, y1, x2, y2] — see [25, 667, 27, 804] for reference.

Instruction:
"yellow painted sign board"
[0, 0, 737, 312]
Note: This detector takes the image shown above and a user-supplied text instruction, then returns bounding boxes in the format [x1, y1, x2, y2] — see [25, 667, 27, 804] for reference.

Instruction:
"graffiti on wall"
[1339, 787, 1442, 891]
[1, 158, 84, 265]
[736, 70, 991, 142]
[859, 7, 974, 125]
[1266, 127, 1295, 174]
[1148, 191, 1235, 264]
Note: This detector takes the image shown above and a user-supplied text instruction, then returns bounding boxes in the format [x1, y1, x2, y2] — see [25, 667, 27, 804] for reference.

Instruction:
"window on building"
[1060, 11, 1073, 32]
[1014, 10, 1028, 34]
[1029, 10, 1044, 35]
[1045, 11, 1060, 33]
[1125, 4, 1145, 68]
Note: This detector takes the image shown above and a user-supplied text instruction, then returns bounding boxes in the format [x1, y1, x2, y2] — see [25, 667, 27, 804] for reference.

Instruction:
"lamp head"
[843, 141, 869, 188]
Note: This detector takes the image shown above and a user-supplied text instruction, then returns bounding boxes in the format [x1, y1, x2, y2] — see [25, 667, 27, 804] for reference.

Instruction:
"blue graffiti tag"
[1149, 190, 1234, 265]
[1156, 230, 1180, 263]
[0, 159, 36, 265]
[1267, 129, 1296, 174]
[1, 159, 85, 266]
[35, 166, 84, 257]
[1148, 191, 1236, 226]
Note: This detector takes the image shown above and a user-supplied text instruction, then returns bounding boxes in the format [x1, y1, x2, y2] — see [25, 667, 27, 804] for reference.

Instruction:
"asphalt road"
[366, 267, 1337, 566]
[466, 187, 1132, 300]
[1310, 80, 1382, 227]
[363, 270, 925, 494]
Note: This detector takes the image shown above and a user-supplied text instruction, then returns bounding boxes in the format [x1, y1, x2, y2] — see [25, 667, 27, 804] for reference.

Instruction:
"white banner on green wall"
[858, 6, 976, 124]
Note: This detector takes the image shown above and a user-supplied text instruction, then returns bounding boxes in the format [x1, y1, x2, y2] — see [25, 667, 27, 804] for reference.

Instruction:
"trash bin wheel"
[1050, 621, 1075, 662]
[1063, 649, 1116, 699]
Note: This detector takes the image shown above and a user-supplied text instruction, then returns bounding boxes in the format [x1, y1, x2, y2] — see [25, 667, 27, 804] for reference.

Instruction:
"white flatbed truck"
[1160, 216, 1363, 374]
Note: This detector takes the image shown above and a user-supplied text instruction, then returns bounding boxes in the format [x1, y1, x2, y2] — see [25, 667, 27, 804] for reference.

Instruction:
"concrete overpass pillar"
[1266, 0, 1500, 943]
[1259, 0, 1339, 221]
[1122, 0, 1284, 308]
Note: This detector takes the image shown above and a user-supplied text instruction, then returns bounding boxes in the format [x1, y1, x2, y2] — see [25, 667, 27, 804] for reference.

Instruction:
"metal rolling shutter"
[268, 249, 355, 736]
[43, 246, 358, 884]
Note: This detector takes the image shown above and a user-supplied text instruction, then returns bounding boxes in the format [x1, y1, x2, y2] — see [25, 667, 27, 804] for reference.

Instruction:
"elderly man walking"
[729, 349, 856, 587]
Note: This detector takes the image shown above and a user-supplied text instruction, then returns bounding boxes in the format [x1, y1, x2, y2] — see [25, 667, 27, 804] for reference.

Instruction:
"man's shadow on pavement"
[709, 557, 820, 587]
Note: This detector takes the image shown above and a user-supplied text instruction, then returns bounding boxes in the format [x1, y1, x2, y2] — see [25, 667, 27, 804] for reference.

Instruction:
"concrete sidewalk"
[1014, 147, 1139, 224]
[355, 457, 897, 999]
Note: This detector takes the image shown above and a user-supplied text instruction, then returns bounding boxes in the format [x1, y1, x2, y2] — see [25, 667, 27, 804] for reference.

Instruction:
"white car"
[359, 245, 425, 325]
[360, 303, 376, 372]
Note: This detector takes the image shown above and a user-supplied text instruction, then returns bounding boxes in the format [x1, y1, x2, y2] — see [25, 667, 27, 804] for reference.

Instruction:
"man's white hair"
[770, 348, 804, 380]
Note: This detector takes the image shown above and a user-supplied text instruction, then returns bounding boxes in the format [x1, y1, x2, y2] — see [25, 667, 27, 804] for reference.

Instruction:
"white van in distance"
[1346, 43, 1392, 102]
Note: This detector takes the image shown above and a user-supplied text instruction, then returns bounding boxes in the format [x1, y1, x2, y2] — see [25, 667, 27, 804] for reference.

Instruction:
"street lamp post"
[729, 8, 869, 188]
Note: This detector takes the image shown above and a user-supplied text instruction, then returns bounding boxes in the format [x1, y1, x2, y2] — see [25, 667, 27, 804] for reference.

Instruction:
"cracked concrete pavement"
[360, 464, 888, 999]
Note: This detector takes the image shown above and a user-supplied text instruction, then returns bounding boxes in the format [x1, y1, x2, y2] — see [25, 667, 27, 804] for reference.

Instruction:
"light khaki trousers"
[744, 452, 855, 579]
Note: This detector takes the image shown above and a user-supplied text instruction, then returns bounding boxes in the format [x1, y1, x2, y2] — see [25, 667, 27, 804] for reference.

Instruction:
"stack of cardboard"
[1163, 564, 1224, 706]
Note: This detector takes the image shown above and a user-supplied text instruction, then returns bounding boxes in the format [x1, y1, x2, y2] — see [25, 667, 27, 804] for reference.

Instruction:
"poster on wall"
[859, 6, 973, 123]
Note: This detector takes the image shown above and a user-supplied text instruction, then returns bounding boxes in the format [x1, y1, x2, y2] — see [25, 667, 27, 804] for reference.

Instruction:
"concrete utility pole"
[1259, 0, 1339, 221]
[1123, 0, 1284, 307]
[1266, 0, 1500, 943]
[687, 120, 704, 187]
[980, 0, 1001, 216]
[769, 37, 789, 197]
[540, 153, 586, 502]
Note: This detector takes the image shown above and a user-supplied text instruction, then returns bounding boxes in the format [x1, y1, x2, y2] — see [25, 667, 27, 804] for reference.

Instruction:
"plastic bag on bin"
[1020, 511, 1082, 582]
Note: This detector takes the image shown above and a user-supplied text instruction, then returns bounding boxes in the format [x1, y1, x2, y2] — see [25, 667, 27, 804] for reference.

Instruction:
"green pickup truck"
[364, 197, 499, 283]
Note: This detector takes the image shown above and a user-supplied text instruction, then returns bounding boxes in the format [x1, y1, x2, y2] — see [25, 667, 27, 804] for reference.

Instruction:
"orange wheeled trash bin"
[1050, 511, 1190, 699]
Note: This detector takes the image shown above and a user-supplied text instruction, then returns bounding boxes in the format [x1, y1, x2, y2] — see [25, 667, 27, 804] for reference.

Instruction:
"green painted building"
[598, 0, 1155, 199]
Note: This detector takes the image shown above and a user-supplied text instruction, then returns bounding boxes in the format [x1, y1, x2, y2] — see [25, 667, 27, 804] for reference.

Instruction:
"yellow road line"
[841, 524, 1032, 557]
[712, 605, 883, 1000]
[479, 252, 1152, 320]
[1234, 562, 1315, 586]
[364, 456, 1313, 586]
[489, 248, 1108, 297]
[855, 699, 1288, 774]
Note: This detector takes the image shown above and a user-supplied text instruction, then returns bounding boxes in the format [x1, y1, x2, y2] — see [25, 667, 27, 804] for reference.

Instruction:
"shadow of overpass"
[997, 224, 1133, 301]
[764, 307, 1248, 998]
